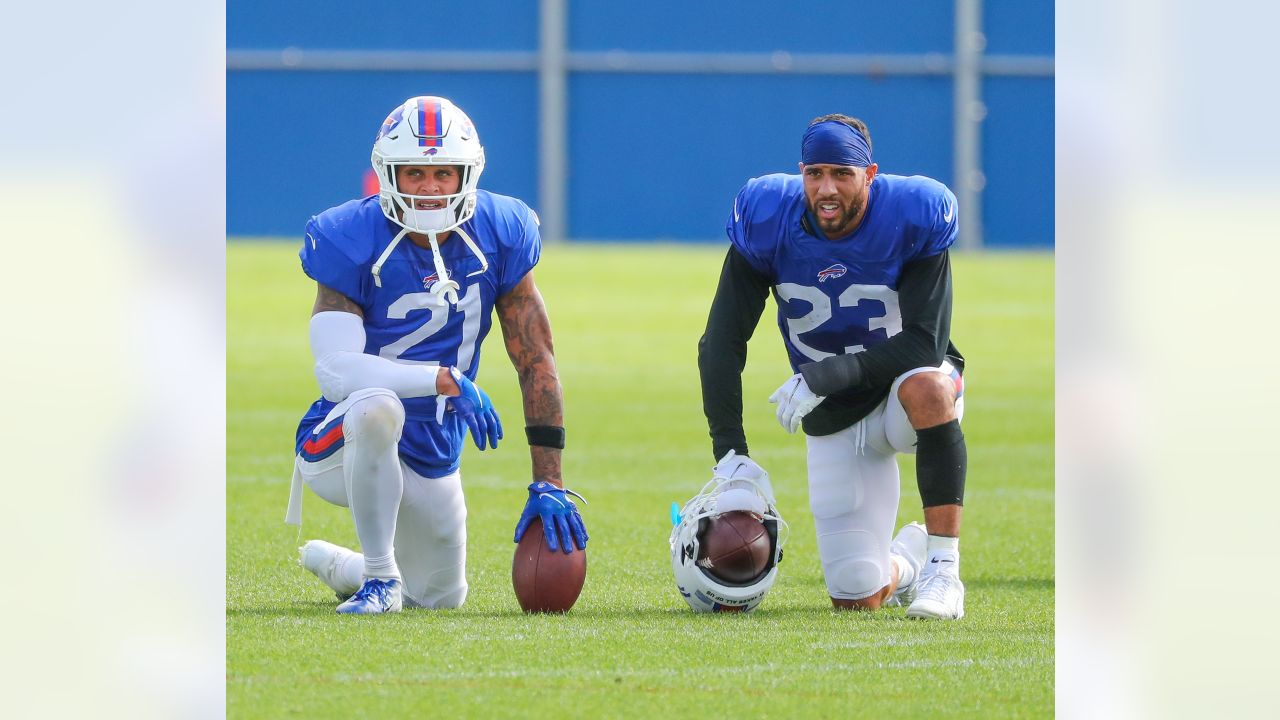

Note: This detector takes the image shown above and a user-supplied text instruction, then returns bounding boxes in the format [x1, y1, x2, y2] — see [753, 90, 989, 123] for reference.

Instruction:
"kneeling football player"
[285, 96, 587, 614]
[696, 114, 967, 617]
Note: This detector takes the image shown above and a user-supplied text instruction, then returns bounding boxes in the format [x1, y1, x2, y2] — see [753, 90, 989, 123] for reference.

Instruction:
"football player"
[286, 96, 587, 614]
[698, 115, 967, 619]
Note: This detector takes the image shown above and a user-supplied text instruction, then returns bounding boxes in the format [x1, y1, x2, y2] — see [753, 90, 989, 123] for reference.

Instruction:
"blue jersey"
[727, 173, 957, 374]
[294, 191, 540, 478]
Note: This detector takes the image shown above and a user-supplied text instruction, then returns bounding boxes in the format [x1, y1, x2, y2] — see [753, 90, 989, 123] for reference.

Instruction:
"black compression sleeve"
[699, 247, 771, 460]
[800, 250, 954, 396]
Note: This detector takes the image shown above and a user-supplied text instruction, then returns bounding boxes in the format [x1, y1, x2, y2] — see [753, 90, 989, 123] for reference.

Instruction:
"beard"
[811, 196, 864, 237]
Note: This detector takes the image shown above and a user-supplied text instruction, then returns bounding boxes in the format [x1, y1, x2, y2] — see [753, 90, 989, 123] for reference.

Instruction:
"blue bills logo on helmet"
[377, 110, 403, 141]
[817, 264, 848, 283]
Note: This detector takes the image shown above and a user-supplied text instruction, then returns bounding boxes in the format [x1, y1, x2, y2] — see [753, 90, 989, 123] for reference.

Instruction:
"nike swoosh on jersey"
[942, 203, 954, 223]
[307, 232, 317, 249]
[733, 198, 741, 223]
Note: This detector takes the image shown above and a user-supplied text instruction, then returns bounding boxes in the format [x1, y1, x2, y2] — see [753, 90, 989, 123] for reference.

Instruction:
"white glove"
[712, 450, 775, 514]
[768, 373, 826, 434]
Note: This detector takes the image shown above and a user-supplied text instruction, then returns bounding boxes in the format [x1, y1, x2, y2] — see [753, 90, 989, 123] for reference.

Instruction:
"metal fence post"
[538, 0, 569, 243]
[954, 0, 985, 250]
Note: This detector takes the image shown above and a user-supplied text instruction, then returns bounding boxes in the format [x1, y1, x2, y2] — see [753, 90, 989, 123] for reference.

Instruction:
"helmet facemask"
[374, 154, 483, 237]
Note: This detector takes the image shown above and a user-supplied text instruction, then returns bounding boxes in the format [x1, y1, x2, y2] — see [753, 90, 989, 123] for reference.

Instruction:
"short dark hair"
[808, 114, 872, 152]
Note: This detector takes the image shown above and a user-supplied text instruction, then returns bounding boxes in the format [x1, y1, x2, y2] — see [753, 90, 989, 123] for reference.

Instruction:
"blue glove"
[437, 366, 503, 451]
[514, 481, 589, 554]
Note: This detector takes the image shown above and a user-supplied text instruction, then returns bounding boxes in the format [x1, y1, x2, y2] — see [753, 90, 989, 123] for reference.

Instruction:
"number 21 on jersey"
[378, 284, 483, 373]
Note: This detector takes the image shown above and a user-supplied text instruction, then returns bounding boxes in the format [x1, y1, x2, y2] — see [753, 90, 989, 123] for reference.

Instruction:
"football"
[512, 518, 587, 613]
[698, 510, 771, 584]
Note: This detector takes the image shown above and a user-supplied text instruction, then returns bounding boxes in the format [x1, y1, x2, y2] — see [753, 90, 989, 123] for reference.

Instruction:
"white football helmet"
[669, 463, 788, 613]
[368, 96, 488, 303]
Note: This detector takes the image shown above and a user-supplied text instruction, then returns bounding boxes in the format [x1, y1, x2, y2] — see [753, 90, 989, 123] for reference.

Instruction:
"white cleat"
[907, 567, 965, 620]
[885, 522, 928, 608]
[336, 578, 403, 615]
[299, 540, 362, 601]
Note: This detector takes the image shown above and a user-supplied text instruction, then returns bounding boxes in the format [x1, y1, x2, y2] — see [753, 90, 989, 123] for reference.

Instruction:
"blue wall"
[228, 1, 1053, 248]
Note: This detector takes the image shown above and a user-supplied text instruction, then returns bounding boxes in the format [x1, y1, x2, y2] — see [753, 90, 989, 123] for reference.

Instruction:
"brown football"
[512, 518, 587, 613]
[698, 510, 771, 584]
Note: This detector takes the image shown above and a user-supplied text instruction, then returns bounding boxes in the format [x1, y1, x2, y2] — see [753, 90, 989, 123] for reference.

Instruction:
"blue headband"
[801, 120, 872, 167]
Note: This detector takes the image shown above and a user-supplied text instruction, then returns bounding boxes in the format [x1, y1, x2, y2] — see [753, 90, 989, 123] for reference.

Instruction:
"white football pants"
[806, 362, 964, 601]
[295, 388, 468, 609]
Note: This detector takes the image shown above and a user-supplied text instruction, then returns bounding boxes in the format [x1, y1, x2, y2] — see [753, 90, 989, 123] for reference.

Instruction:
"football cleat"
[336, 578, 403, 615]
[907, 566, 965, 620]
[299, 540, 362, 600]
[885, 522, 928, 608]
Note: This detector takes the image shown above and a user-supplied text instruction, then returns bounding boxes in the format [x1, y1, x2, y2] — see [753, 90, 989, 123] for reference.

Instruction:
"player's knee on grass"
[411, 563, 468, 609]
[419, 583, 468, 610]
[831, 591, 888, 611]
[824, 556, 888, 603]
[344, 390, 404, 448]
[896, 372, 956, 429]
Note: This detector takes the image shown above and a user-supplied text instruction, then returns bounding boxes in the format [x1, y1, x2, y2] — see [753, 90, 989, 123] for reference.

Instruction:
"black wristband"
[525, 425, 566, 449]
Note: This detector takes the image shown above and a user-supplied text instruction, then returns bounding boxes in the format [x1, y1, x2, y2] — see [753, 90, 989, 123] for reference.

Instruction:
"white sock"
[891, 553, 916, 591]
[926, 535, 960, 574]
[362, 551, 400, 582]
[343, 393, 405, 581]
[334, 550, 365, 593]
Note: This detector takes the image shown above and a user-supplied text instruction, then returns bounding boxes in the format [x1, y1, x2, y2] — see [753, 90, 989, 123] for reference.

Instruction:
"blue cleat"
[335, 578, 403, 615]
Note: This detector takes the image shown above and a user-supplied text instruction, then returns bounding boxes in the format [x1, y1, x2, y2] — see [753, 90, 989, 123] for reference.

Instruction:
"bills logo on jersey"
[817, 264, 848, 283]
[423, 273, 439, 290]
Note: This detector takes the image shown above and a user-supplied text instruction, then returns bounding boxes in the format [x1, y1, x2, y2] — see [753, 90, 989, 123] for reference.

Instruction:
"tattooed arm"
[312, 282, 365, 317]
[496, 271, 564, 486]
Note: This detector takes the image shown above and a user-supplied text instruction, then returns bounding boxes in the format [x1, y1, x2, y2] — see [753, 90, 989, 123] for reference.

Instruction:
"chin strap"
[369, 224, 490, 304]
[425, 232, 461, 306]
[453, 226, 488, 277]
[370, 227, 409, 288]
[422, 226, 490, 307]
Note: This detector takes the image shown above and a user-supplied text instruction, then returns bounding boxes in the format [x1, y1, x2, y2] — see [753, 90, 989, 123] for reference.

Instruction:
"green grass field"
[228, 242, 1053, 718]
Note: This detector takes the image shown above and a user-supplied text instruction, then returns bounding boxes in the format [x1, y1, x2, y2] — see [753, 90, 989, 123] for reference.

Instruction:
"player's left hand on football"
[436, 366, 503, 450]
[514, 481, 589, 553]
[768, 373, 826, 433]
